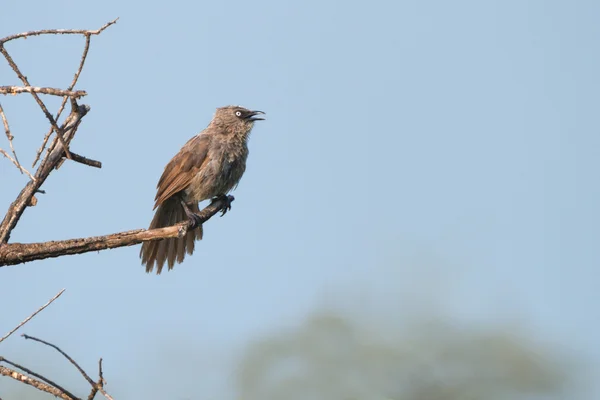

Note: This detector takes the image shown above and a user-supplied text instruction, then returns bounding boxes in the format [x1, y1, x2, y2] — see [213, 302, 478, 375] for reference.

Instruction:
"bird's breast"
[184, 142, 248, 202]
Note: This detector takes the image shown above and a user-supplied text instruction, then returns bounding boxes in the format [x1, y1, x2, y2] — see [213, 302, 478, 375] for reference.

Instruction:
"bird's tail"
[140, 197, 203, 274]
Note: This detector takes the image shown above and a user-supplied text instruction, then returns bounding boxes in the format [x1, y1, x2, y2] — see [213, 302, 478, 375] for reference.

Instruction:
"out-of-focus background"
[1, 1, 598, 399]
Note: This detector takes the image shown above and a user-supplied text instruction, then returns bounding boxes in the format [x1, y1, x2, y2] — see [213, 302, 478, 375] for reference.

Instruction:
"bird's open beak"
[247, 110, 266, 121]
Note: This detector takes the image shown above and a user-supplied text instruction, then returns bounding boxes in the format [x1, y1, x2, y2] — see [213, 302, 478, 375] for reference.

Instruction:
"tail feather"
[140, 197, 203, 274]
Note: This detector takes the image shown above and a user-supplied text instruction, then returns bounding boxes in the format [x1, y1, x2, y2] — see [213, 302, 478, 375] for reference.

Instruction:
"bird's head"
[213, 105, 265, 133]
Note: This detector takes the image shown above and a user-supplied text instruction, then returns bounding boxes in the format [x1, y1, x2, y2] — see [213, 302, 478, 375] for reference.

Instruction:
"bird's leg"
[180, 199, 203, 229]
[210, 194, 235, 217]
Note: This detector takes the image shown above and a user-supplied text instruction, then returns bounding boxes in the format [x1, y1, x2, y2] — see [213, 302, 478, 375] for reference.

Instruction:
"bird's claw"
[187, 212, 203, 229]
[212, 194, 235, 217]
[181, 200, 203, 229]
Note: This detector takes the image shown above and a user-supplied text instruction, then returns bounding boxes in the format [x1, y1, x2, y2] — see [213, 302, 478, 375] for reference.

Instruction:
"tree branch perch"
[0, 19, 119, 400]
[0, 196, 233, 267]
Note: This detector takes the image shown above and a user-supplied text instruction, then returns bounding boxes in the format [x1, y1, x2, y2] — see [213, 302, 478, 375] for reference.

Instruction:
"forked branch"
[0, 289, 113, 399]
[22, 335, 114, 400]
[0, 19, 120, 400]
[0, 103, 90, 244]
[0, 19, 118, 44]
[0, 19, 116, 244]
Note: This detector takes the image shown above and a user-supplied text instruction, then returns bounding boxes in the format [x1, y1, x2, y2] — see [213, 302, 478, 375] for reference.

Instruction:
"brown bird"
[140, 105, 265, 274]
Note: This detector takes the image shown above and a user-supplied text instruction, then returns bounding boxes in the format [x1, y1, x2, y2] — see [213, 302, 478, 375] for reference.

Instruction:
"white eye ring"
[235, 111, 242, 117]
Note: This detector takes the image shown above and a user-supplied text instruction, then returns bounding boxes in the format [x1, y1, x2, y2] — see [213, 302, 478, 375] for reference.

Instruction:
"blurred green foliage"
[237, 311, 569, 400]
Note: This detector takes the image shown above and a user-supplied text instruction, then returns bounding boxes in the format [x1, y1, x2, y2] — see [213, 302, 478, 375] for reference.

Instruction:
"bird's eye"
[235, 111, 242, 117]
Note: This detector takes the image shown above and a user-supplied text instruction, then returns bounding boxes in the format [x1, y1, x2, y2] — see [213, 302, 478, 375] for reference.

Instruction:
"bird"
[140, 105, 265, 274]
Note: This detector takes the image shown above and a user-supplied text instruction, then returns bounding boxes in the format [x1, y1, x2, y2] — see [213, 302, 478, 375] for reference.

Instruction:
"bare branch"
[0, 147, 35, 180]
[0, 103, 89, 244]
[22, 336, 114, 400]
[0, 18, 118, 44]
[0, 365, 76, 400]
[0, 103, 17, 163]
[0, 196, 233, 266]
[86, 359, 105, 400]
[0, 86, 87, 98]
[0, 357, 79, 400]
[32, 126, 55, 168]
[0, 225, 186, 266]
[0, 19, 116, 167]
[0, 20, 119, 400]
[0, 45, 73, 159]
[33, 28, 94, 168]
[71, 35, 93, 93]
[0, 102, 33, 179]
[66, 151, 102, 168]
[0, 290, 72, 397]
[22, 335, 95, 387]
[0, 289, 65, 344]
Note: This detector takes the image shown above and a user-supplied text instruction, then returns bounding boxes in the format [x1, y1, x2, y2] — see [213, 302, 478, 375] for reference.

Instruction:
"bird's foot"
[186, 213, 203, 229]
[181, 200, 203, 229]
[211, 194, 235, 217]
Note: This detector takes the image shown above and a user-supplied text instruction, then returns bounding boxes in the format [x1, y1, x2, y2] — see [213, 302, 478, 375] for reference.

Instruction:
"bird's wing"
[154, 134, 210, 209]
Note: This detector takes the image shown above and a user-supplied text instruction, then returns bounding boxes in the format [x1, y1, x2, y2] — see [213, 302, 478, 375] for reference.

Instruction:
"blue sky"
[1, 0, 599, 398]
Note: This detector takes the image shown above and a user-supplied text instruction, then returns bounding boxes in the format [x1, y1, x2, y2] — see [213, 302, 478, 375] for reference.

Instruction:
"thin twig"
[21, 335, 95, 386]
[0, 45, 72, 159]
[33, 34, 92, 167]
[0, 147, 35, 180]
[32, 124, 54, 168]
[0, 102, 30, 179]
[0, 86, 87, 97]
[0, 365, 76, 400]
[0, 102, 18, 163]
[0, 289, 65, 344]
[0, 357, 79, 400]
[71, 35, 92, 92]
[21, 335, 114, 400]
[0, 18, 118, 44]
[31, 23, 109, 167]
